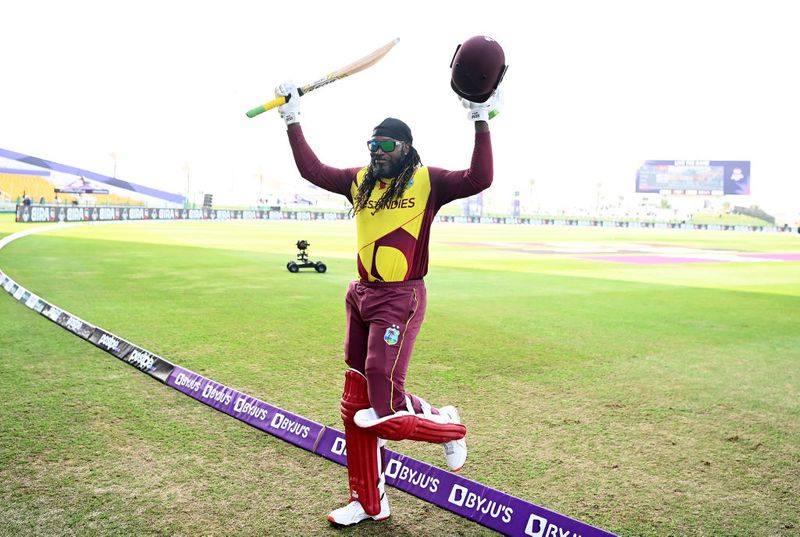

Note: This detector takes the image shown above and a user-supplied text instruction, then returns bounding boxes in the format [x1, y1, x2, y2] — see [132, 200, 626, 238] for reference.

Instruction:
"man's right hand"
[275, 81, 301, 125]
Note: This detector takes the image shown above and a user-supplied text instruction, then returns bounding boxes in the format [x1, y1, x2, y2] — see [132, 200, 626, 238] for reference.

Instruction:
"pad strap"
[354, 407, 466, 444]
[340, 369, 384, 516]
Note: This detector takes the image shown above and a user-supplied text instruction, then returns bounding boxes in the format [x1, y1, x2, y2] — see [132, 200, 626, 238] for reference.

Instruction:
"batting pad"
[340, 368, 385, 516]
[354, 407, 467, 443]
[0, 224, 617, 537]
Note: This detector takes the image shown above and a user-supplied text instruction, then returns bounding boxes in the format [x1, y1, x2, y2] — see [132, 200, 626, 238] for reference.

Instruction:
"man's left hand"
[461, 88, 503, 122]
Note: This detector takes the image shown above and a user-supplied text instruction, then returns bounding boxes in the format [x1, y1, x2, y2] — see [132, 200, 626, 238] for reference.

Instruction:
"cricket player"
[275, 36, 506, 527]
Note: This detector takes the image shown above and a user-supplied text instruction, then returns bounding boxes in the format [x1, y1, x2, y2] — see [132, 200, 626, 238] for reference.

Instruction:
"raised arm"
[430, 90, 500, 206]
[276, 82, 359, 200]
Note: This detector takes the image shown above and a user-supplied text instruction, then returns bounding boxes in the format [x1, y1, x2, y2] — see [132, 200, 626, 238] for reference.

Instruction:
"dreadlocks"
[351, 146, 422, 216]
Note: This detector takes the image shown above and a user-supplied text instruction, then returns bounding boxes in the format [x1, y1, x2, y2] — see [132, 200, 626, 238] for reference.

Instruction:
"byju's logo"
[270, 412, 310, 438]
[234, 397, 269, 421]
[525, 513, 580, 537]
[201, 383, 233, 406]
[385, 459, 439, 493]
[447, 484, 513, 523]
[331, 436, 347, 456]
[174, 372, 202, 392]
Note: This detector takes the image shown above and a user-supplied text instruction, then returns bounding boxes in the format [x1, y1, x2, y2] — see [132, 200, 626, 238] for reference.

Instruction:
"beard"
[369, 157, 404, 180]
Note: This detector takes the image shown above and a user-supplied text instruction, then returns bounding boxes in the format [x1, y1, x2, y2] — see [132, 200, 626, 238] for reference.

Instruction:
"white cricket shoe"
[327, 495, 390, 526]
[440, 405, 467, 471]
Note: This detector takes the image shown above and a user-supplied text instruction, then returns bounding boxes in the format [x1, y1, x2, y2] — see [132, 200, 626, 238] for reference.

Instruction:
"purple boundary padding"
[167, 367, 323, 453]
[320, 427, 613, 536]
[168, 367, 615, 536]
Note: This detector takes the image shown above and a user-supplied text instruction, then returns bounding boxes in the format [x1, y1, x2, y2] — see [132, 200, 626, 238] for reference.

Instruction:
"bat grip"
[245, 88, 307, 119]
[246, 95, 286, 118]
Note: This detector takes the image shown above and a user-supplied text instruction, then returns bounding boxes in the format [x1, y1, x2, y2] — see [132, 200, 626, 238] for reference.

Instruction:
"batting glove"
[461, 88, 502, 122]
[275, 81, 301, 125]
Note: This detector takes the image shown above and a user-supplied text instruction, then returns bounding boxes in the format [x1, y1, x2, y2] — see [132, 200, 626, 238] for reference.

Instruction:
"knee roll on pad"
[340, 368, 370, 424]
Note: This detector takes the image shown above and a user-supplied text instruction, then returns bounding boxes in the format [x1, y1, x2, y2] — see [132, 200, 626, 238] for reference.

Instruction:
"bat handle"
[245, 89, 306, 118]
[246, 96, 286, 118]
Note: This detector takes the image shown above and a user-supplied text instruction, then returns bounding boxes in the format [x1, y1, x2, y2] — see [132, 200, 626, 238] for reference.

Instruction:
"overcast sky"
[2, 0, 798, 215]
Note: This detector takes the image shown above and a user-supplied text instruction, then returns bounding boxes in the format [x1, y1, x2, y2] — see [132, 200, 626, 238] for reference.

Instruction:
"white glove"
[275, 81, 301, 125]
[461, 88, 502, 122]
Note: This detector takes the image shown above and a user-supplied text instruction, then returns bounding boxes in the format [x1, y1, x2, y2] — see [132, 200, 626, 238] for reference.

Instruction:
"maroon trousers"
[344, 279, 430, 417]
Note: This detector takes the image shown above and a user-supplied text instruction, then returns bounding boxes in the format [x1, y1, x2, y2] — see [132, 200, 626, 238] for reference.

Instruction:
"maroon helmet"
[450, 35, 508, 103]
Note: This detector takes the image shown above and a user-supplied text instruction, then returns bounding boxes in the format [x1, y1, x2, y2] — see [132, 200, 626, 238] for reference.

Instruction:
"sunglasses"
[367, 139, 404, 153]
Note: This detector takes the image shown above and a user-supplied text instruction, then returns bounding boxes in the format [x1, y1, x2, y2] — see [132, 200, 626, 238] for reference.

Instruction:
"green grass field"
[1, 213, 798, 536]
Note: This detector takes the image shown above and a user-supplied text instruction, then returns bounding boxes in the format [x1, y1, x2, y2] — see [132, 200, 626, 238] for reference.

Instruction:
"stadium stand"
[0, 171, 143, 206]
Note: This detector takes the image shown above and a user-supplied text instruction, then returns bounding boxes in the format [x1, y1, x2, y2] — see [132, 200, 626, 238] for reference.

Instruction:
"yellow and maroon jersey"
[287, 126, 493, 282]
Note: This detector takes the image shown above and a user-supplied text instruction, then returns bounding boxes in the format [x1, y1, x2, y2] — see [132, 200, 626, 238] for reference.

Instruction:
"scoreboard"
[636, 160, 750, 195]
